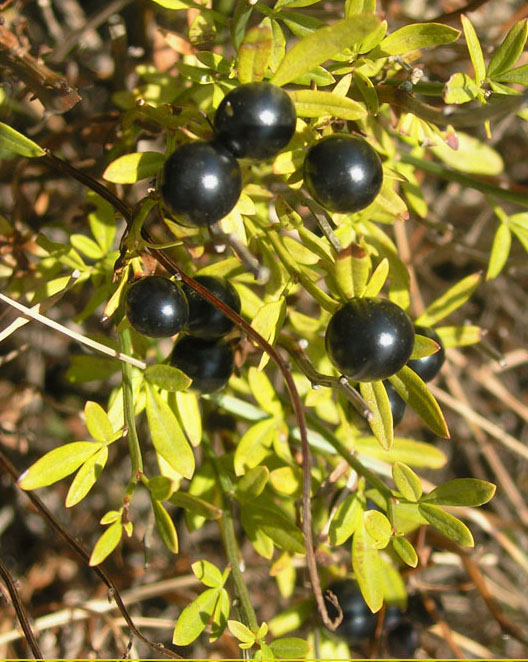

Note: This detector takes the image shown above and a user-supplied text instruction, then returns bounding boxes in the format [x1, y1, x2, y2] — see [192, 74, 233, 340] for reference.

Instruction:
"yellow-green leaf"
[355, 435, 447, 469]
[370, 23, 460, 58]
[192, 559, 224, 588]
[18, 442, 102, 490]
[89, 521, 122, 565]
[269, 465, 303, 497]
[152, 499, 179, 553]
[248, 367, 284, 419]
[421, 478, 496, 507]
[334, 242, 371, 300]
[364, 510, 392, 549]
[236, 465, 270, 503]
[360, 381, 393, 451]
[362, 258, 389, 297]
[486, 222, 511, 280]
[173, 588, 220, 645]
[352, 521, 383, 612]
[270, 637, 309, 660]
[443, 72, 481, 104]
[329, 493, 362, 546]
[238, 25, 273, 83]
[289, 89, 366, 120]
[251, 296, 287, 370]
[487, 20, 528, 78]
[416, 272, 482, 327]
[84, 401, 115, 444]
[228, 619, 256, 644]
[175, 390, 202, 447]
[145, 364, 192, 392]
[392, 536, 418, 567]
[418, 503, 474, 547]
[210, 587, 230, 641]
[65, 446, 108, 507]
[234, 418, 277, 476]
[461, 14, 486, 85]
[409, 333, 440, 360]
[435, 325, 482, 348]
[431, 132, 503, 176]
[392, 462, 422, 502]
[148, 475, 175, 501]
[0, 122, 45, 158]
[102, 151, 164, 184]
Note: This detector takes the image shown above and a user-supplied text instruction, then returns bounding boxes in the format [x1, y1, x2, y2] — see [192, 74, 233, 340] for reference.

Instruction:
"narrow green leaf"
[84, 401, 115, 444]
[87, 191, 116, 254]
[494, 63, 528, 84]
[363, 510, 392, 549]
[89, 521, 122, 565]
[416, 272, 482, 327]
[18, 442, 101, 490]
[370, 23, 460, 58]
[236, 465, 270, 503]
[486, 222, 511, 280]
[461, 14, 486, 85]
[334, 242, 371, 299]
[443, 72, 481, 104]
[270, 20, 286, 73]
[409, 334, 440, 360]
[430, 132, 503, 176]
[329, 493, 362, 546]
[487, 20, 528, 78]
[352, 522, 383, 612]
[288, 89, 366, 120]
[392, 462, 422, 502]
[354, 69, 379, 115]
[248, 367, 283, 419]
[238, 24, 273, 83]
[192, 560, 224, 588]
[392, 536, 418, 567]
[436, 325, 482, 348]
[362, 257, 389, 297]
[251, 505, 306, 554]
[360, 381, 393, 451]
[145, 383, 195, 479]
[145, 364, 192, 392]
[234, 417, 277, 476]
[356, 435, 446, 469]
[102, 151, 164, 184]
[152, 499, 179, 553]
[510, 212, 528, 252]
[252, 296, 287, 370]
[148, 475, 175, 501]
[270, 15, 380, 87]
[422, 478, 496, 507]
[65, 446, 108, 507]
[173, 588, 220, 645]
[228, 619, 256, 644]
[70, 234, 104, 260]
[269, 465, 303, 497]
[345, 0, 376, 16]
[210, 588, 230, 641]
[392, 501, 429, 535]
[270, 637, 309, 659]
[169, 490, 222, 520]
[389, 366, 450, 439]
[418, 503, 474, 547]
[240, 506, 275, 559]
[100, 509, 121, 525]
[0, 122, 45, 158]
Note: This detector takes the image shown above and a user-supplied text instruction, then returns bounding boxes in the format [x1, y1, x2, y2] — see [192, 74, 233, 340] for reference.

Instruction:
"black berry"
[386, 620, 420, 658]
[170, 336, 234, 393]
[214, 82, 297, 160]
[325, 298, 415, 382]
[384, 380, 406, 426]
[407, 326, 445, 382]
[125, 276, 188, 338]
[325, 580, 377, 645]
[303, 134, 383, 213]
[183, 276, 241, 339]
[161, 141, 242, 227]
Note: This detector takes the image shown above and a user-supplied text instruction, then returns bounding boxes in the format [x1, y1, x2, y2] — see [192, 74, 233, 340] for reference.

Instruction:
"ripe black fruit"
[214, 82, 297, 160]
[183, 276, 241, 339]
[325, 580, 377, 645]
[386, 620, 420, 658]
[125, 276, 188, 338]
[170, 336, 234, 393]
[161, 141, 242, 226]
[303, 134, 383, 213]
[383, 380, 406, 426]
[325, 298, 415, 382]
[407, 326, 445, 382]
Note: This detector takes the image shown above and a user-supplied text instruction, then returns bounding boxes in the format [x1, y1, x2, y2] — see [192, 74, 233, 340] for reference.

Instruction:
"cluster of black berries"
[160, 82, 297, 227]
[325, 580, 442, 657]
[125, 274, 241, 393]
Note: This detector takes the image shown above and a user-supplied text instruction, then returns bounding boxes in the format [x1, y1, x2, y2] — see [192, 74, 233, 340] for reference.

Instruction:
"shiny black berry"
[407, 326, 445, 382]
[183, 276, 241, 339]
[325, 298, 415, 382]
[125, 276, 188, 338]
[170, 336, 234, 393]
[325, 580, 377, 645]
[386, 620, 420, 658]
[214, 82, 297, 160]
[303, 134, 383, 213]
[384, 380, 406, 426]
[161, 141, 242, 226]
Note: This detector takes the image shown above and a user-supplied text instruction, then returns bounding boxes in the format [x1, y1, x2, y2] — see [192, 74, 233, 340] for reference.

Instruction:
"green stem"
[401, 153, 528, 209]
[119, 326, 143, 477]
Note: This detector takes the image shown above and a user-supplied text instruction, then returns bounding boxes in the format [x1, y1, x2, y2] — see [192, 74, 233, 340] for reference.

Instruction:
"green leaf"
[192, 560, 224, 588]
[269, 637, 309, 659]
[87, 191, 116, 254]
[169, 491, 222, 520]
[66, 355, 120, 383]
[84, 401, 115, 444]
[288, 89, 366, 120]
[270, 15, 380, 87]
[430, 132, 503, 176]
[391, 501, 428, 535]
[493, 63, 528, 84]
[486, 222, 511, 280]
[228, 619, 256, 644]
[248, 367, 283, 419]
[251, 504, 306, 554]
[102, 151, 164, 184]
[443, 72, 481, 104]
[269, 465, 303, 497]
[18, 441, 102, 490]
[392, 462, 422, 502]
[363, 510, 392, 549]
[70, 234, 104, 260]
[65, 446, 108, 507]
[238, 24, 273, 83]
[175, 390, 202, 447]
[210, 588, 230, 641]
[173, 588, 220, 645]
[421, 478, 496, 507]
[152, 499, 179, 553]
[279, 11, 324, 39]
[436, 325, 482, 348]
[487, 20, 528, 78]
[236, 465, 270, 503]
[145, 364, 192, 391]
[355, 435, 447, 469]
[461, 14, 486, 85]
[148, 475, 175, 501]
[392, 536, 418, 567]
[418, 503, 474, 547]
[0, 122, 45, 158]
[145, 383, 195, 479]
[252, 297, 287, 370]
[234, 417, 277, 476]
[333, 242, 371, 300]
[345, 0, 376, 15]
[362, 258, 389, 297]
[241, 507, 275, 559]
[360, 380, 393, 451]
[89, 521, 122, 565]
[329, 493, 362, 545]
[389, 366, 450, 439]
[409, 333, 440, 360]
[370, 23, 460, 58]
[100, 509, 121, 525]
[354, 69, 379, 116]
[352, 521, 383, 612]
[416, 272, 482, 327]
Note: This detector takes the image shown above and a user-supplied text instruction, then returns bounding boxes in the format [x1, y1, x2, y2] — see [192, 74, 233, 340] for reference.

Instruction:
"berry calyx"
[214, 82, 297, 160]
[303, 134, 383, 213]
[161, 140, 242, 227]
[170, 335, 234, 393]
[125, 276, 188, 338]
[183, 275, 241, 339]
[407, 326, 445, 382]
[325, 298, 415, 382]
